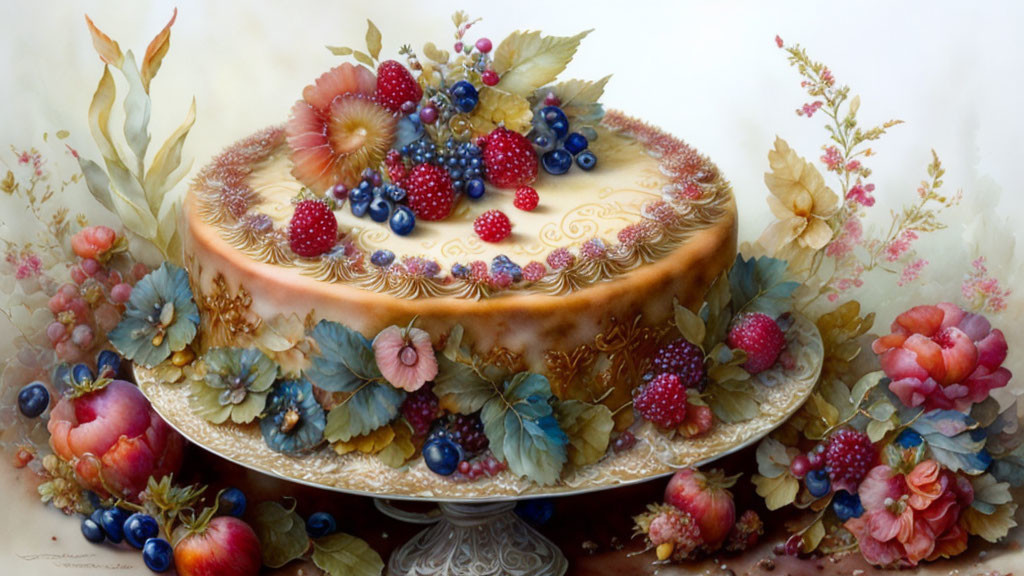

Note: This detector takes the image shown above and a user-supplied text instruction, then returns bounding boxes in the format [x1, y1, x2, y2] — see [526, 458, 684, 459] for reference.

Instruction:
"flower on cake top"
[287, 63, 397, 193]
[844, 460, 973, 567]
[372, 323, 437, 392]
[108, 262, 199, 368]
[260, 379, 326, 454]
[189, 347, 278, 424]
[872, 302, 1011, 411]
[759, 137, 839, 265]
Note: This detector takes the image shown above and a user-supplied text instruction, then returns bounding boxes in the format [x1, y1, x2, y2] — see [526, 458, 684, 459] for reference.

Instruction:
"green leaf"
[985, 401, 1024, 456]
[307, 320, 382, 393]
[78, 157, 115, 213]
[673, 300, 706, 347]
[728, 254, 799, 318]
[121, 51, 152, 179]
[144, 97, 196, 205]
[327, 45, 354, 56]
[481, 373, 567, 484]
[699, 273, 732, 351]
[555, 400, 613, 467]
[493, 30, 592, 96]
[534, 76, 610, 123]
[104, 155, 159, 238]
[251, 501, 310, 568]
[971, 397, 1002, 428]
[311, 533, 384, 576]
[708, 380, 760, 423]
[752, 472, 799, 511]
[422, 42, 449, 64]
[849, 371, 886, 413]
[434, 356, 495, 414]
[990, 446, 1024, 487]
[963, 474, 1018, 542]
[970, 473, 1013, 515]
[365, 20, 382, 61]
[866, 418, 896, 443]
[801, 519, 826, 553]
[324, 383, 405, 443]
[353, 50, 375, 68]
[911, 410, 992, 474]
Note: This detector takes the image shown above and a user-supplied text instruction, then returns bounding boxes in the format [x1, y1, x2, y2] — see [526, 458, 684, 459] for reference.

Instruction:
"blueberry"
[832, 490, 864, 521]
[541, 149, 573, 175]
[464, 178, 486, 199]
[218, 487, 247, 518]
[17, 381, 49, 418]
[540, 106, 568, 132]
[123, 513, 159, 549]
[386, 185, 407, 203]
[306, 511, 337, 538]
[532, 134, 555, 153]
[389, 205, 416, 236]
[563, 132, 589, 155]
[81, 517, 105, 543]
[142, 538, 173, 572]
[99, 507, 129, 543]
[72, 363, 94, 386]
[549, 120, 569, 139]
[805, 469, 831, 498]
[422, 437, 462, 476]
[350, 186, 372, 205]
[451, 263, 470, 278]
[368, 196, 393, 223]
[350, 198, 370, 218]
[370, 250, 396, 268]
[576, 150, 597, 171]
[895, 429, 923, 448]
[96, 350, 121, 379]
[449, 81, 479, 113]
[515, 499, 555, 526]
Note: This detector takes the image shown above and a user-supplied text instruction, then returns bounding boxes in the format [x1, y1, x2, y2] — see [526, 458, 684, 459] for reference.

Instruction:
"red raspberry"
[634, 373, 688, 428]
[406, 164, 455, 221]
[546, 247, 575, 270]
[375, 60, 423, 113]
[401, 385, 440, 437]
[647, 508, 703, 560]
[513, 186, 539, 211]
[824, 429, 878, 492]
[652, 338, 706, 389]
[726, 312, 786, 374]
[725, 510, 763, 552]
[522, 261, 546, 282]
[482, 127, 538, 189]
[288, 199, 338, 257]
[448, 414, 488, 454]
[384, 149, 407, 183]
[473, 210, 512, 243]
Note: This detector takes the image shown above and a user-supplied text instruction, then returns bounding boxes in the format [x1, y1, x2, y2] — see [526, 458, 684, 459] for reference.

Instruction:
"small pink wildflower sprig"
[961, 257, 1012, 314]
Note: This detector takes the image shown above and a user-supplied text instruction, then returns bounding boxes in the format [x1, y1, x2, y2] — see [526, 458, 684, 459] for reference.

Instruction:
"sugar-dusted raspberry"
[513, 186, 539, 211]
[522, 261, 547, 282]
[726, 312, 786, 374]
[401, 385, 440, 437]
[825, 429, 878, 492]
[724, 510, 764, 553]
[406, 164, 455, 221]
[648, 508, 703, 560]
[652, 338, 705, 389]
[473, 210, 512, 243]
[376, 60, 423, 113]
[580, 238, 607, 260]
[634, 373, 688, 428]
[617, 221, 657, 247]
[219, 186, 252, 219]
[482, 127, 538, 189]
[448, 414, 489, 454]
[288, 199, 338, 257]
[546, 247, 575, 270]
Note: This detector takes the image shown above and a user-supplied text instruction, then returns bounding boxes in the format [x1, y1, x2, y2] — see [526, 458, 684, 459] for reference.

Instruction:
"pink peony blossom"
[872, 302, 1012, 411]
[48, 380, 184, 501]
[71, 225, 118, 261]
[844, 461, 972, 567]
[373, 325, 438, 392]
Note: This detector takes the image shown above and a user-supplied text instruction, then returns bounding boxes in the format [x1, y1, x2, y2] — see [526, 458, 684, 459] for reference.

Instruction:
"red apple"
[174, 516, 262, 576]
[664, 468, 738, 549]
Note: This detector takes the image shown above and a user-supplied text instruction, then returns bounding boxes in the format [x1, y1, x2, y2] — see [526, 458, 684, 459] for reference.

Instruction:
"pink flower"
[847, 182, 876, 207]
[962, 257, 1012, 314]
[884, 230, 917, 262]
[48, 380, 184, 501]
[872, 302, 1012, 411]
[897, 258, 928, 287]
[71, 225, 118, 261]
[845, 160, 861, 172]
[844, 461, 972, 567]
[373, 325, 437, 392]
[798, 101, 824, 117]
[821, 146, 843, 171]
[775, 35, 784, 48]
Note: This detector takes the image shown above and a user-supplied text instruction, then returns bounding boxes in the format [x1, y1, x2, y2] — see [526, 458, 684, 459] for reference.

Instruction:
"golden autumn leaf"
[493, 30, 592, 96]
[84, 14, 124, 68]
[752, 473, 800, 511]
[333, 424, 396, 456]
[468, 86, 533, 135]
[378, 420, 416, 468]
[141, 8, 177, 93]
[759, 137, 839, 254]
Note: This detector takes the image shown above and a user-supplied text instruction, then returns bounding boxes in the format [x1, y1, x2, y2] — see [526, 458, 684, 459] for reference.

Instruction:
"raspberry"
[513, 186, 539, 211]
[401, 386, 440, 437]
[725, 510, 763, 553]
[546, 247, 575, 270]
[375, 60, 423, 113]
[219, 186, 251, 219]
[522, 261, 547, 282]
[473, 210, 512, 243]
[288, 199, 338, 257]
[405, 164, 455, 221]
[580, 238, 607, 260]
[634, 373, 688, 428]
[447, 414, 488, 454]
[824, 429, 878, 492]
[648, 509, 702, 560]
[384, 149, 407, 183]
[726, 312, 786, 374]
[482, 127, 538, 189]
[652, 338, 706, 389]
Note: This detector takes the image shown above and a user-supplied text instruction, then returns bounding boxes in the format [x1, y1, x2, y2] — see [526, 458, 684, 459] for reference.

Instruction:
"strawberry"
[173, 515, 261, 576]
[473, 210, 512, 243]
[513, 186, 539, 211]
[405, 164, 455, 221]
[726, 312, 786, 374]
[634, 373, 688, 428]
[288, 199, 338, 257]
[482, 127, 538, 189]
[376, 60, 423, 113]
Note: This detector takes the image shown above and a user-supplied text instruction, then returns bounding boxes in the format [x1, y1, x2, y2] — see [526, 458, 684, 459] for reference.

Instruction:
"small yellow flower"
[1, 170, 15, 194]
[759, 137, 839, 257]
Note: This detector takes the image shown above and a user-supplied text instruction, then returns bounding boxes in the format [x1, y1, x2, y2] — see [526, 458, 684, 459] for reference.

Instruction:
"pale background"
[1, 0, 1022, 573]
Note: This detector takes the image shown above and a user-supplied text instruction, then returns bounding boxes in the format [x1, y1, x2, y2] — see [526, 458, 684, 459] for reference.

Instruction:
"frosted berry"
[401, 386, 440, 437]
[612, 431, 637, 453]
[522, 261, 546, 282]
[473, 210, 512, 243]
[18, 381, 49, 418]
[423, 437, 462, 476]
[405, 164, 455, 221]
[563, 132, 589, 155]
[513, 186, 539, 211]
[647, 508, 703, 560]
[481, 70, 499, 86]
[305, 512, 337, 538]
[465, 178, 486, 199]
[475, 37, 493, 53]
[389, 205, 416, 236]
[651, 338, 705, 389]
[419, 105, 438, 125]
[541, 149, 573, 175]
[832, 490, 865, 521]
[482, 127, 538, 189]
[376, 60, 423, 113]
[805, 469, 831, 498]
[449, 81, 479, 113]
[824, 429, 878, 491]
[539, 106, 569, 138]
[789, 454, 811, 479]
[726, 312, 786, 374]
[288, 199, 338, 257]
[448, 414, 488, 454]
[368, 196, 392, 223]
[576, 150, 597, 171]
[634, 373, 688, 428]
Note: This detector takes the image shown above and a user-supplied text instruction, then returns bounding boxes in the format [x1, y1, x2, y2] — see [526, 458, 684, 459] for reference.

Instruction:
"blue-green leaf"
[433, 355, 494, 414]
[990, 443, 1024, 487]
[728, 254, 799, 318]
[911, 410, 992, 474]
[251, 501, 309, 568]
[307, 320, 381, 393]
[480, 373, 567, 484]
[324, 383, 405, 443]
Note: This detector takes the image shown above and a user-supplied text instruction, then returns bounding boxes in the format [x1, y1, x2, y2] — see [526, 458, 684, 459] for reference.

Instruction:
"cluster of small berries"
[531, 100, 598, 174]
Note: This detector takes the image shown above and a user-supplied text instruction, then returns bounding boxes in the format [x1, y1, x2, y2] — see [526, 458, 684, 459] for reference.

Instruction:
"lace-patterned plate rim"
[135, 314, 822, 503]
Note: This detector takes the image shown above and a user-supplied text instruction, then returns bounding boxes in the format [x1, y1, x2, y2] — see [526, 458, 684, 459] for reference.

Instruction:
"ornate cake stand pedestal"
[375, 500, 567, 576]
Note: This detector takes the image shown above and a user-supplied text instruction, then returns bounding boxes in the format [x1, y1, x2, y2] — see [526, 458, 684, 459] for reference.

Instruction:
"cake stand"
[135, 314, 823, 576]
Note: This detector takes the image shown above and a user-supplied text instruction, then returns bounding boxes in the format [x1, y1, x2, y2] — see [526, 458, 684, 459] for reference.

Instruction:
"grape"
[71, 324, 94, 349]
[47, 321, 68, 344]
[111, 283, 132, 303]
[81, 258, 100, 276]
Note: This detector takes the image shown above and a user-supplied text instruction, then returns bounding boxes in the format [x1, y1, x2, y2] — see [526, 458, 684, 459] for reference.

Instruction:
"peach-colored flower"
[872, 302, 1012, 411]
[372, 325, 437, 392]
[844, 461, 972, 567]
[71, 225, 118, 261]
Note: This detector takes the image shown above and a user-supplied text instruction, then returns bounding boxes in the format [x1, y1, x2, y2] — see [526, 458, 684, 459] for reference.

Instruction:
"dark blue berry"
[350, 199, 370, 218]
[541, 149, 573, 175]
[465, 178, 486, 199]
[450, 81, 479, 113]
[563, 132, 589, 155]
[218, 487, 247, 517]
[451, 263, 470, 278]
[81, 518, 105, 543]
[423, 437, 462, 476]
[17, 381, 49, 418]
[72, 363, 94, 386]
[385, 185, 407, 203]
[123, 513, 159, 549]
[805, 469, 831, 498]
[832, 490, 864, 521]
[515, 499, 555, 526]
[895, 429, 923, 448]
[370, 250, 396, 268]
[97, 350, 121, 378]
[99, 507, 129, 543]
[350, 186, 372, 205]
[306, 511, 337, 538]
[142, 537, 173, 572]
[389, 206, 416, 236]
[540, 106, 568, 134]
[549, 120, 569, 139]
[576, 150, 597, 171]
[491, 255, 522, 282]
[368, 196, 393, 223]
[532, 134, 555, 153]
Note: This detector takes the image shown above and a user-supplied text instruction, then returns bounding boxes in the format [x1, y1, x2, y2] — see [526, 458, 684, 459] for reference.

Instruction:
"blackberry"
[448, 413, 488, 454]
[825, 429, 878, 492]
[652, 338, 706, 389]
[634, 373, 688, 428]
[399, 138, 484, 194]
[401, 385, 440, 437]
[490, 255, 523, 282]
